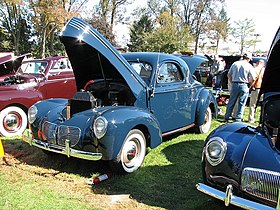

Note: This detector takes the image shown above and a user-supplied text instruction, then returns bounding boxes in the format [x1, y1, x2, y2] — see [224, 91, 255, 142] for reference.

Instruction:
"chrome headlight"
[93, 116, 108, 139]
[205, 137, 227, 166]
[28, 105, 38, 124]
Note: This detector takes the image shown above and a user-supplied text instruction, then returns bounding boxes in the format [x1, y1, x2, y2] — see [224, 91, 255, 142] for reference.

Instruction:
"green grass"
[0, 106, 257, 209]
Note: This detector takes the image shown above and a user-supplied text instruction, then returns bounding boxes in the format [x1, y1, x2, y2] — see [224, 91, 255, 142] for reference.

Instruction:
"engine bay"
[68, 79, 136, 117]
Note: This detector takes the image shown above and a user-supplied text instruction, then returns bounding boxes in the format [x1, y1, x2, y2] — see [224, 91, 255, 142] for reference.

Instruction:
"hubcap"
[122, 140, 138, 166]
[3, 112, 22, 132]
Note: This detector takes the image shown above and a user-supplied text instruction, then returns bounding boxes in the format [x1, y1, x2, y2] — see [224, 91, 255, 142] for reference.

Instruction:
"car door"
[149, 61, 195, 134]
[39, 58, 76, 99]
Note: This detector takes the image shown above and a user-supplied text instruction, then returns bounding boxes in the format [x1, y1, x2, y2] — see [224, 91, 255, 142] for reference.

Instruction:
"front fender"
[196, 88, 217, 126]
[98, 106, 162, 160]
[0, 88, 44, 111]
[203, 122, 257, 189]
[30, 98, 69, 137]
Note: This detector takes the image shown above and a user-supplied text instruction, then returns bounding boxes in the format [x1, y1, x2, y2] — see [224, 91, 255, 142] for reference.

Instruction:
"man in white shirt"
[224, 53, 255, 122]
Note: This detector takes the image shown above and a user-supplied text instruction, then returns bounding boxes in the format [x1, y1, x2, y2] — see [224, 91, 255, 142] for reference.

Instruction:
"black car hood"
[175, 54, 210, 75]
[0, 53, 29, 77]
[60, 17, 146, 97]
[261, 26, 280, 93]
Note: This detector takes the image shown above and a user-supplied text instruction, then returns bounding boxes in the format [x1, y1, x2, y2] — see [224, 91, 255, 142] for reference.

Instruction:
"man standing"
[211, 54, 226, 89]
[248, 59, 265, 123]
[224, 53, 255, 122]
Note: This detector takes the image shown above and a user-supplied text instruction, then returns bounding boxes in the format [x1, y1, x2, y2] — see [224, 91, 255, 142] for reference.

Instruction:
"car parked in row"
[0, 53, 30, 82]
[174, 52, 213, 85]
[0, 56, 76, 137]
[22, 17, 218, 174]
[196, 26, 280, 209]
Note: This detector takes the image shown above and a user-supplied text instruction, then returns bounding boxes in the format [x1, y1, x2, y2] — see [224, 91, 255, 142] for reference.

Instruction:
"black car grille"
[42, 121, 81, 147]
[241, 167, 280, 204]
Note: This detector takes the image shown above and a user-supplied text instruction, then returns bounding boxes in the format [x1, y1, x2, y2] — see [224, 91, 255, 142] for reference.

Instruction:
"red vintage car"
[0, 56, 76, 137]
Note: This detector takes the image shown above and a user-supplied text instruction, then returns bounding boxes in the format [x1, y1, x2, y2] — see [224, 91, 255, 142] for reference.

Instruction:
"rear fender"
[196, 89, 217, 126]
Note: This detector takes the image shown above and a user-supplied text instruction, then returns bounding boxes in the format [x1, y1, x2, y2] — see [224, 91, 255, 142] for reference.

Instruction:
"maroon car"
[0, 56, 76, 137]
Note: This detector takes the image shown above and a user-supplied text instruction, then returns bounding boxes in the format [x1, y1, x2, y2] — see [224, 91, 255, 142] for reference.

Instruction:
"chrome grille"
[241, 167, 280, 204]
[42, 121, 81, 147]
[57, 125, 81, 147]
[42, 121, 56, 144]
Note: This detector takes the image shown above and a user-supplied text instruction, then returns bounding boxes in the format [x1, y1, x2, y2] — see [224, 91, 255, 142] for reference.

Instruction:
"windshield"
[18, 61, 48, 74]
[129, 61, 152, 85]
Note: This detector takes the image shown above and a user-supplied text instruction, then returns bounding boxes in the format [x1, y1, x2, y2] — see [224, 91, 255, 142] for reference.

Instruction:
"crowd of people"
[211, 53, 266, 123]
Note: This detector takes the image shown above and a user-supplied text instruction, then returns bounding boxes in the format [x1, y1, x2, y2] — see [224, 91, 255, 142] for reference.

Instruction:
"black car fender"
[203, 122, 257, 189]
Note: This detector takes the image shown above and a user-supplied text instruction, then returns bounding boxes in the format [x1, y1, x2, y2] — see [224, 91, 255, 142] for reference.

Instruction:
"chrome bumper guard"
[196, 183, 279, 210]
[22, 130, 102, 161]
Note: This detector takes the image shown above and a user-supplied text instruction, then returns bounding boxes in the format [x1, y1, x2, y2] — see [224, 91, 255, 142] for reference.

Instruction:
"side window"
[157, 63, 183, 83]
[50, 58, 72, 73]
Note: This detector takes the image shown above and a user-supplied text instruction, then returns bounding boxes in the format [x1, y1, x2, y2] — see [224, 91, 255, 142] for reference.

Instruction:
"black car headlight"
[93, 116, 108, 139]
[28, 105, 38, 124]
[205, 137, 227, 166]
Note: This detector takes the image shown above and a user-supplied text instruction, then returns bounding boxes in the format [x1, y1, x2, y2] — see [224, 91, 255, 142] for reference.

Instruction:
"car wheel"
[0, 106, 27, 137]
[198, 107, 212, 134]
[110, 129, 146, 174]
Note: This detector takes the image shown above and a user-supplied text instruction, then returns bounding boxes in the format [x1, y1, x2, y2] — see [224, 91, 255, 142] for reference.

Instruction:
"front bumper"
[22, 130, 102, 161]
[196, 183, 279, 210]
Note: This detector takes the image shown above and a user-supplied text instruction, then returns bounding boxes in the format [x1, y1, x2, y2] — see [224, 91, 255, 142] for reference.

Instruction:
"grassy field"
[0, 106, 259, 210]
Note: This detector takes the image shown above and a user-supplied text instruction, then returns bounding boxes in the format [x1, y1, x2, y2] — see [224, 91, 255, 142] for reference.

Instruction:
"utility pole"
[253, 33, 261, 54]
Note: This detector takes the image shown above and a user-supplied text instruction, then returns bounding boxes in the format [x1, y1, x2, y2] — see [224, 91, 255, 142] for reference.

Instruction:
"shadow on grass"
[92, 138, 240, 210]
[2, 137, 111, 177]
[1, 132, 239, 210]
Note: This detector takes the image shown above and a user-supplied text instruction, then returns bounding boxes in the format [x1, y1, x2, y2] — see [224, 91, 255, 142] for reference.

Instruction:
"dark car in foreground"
[0, 56, 76, 137]
[196, 27, 280, 209]
[22, 17, 218, 174]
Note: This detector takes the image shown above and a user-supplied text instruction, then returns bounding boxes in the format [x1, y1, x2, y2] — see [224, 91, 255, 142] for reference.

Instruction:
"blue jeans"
[225, 83, 249, 121]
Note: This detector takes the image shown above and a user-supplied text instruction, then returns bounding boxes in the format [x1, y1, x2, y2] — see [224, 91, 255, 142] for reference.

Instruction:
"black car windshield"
[129, 61, 153, 85]
[18, 61, 48, 74]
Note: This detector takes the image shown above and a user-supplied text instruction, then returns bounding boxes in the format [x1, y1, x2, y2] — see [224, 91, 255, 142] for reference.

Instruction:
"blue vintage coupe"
[22, 17, 217, 173]
[196, 27, 280, 209]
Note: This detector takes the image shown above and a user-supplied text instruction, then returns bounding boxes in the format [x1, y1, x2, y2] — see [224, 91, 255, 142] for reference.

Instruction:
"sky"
[84, 0, 280, 52]
[225, 0, 280, 52]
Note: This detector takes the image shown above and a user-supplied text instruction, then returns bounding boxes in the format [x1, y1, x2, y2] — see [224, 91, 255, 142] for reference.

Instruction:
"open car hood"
[261, 26, 280, 93]
[0, 53, 29, 77]
[60, 17, 146, 97]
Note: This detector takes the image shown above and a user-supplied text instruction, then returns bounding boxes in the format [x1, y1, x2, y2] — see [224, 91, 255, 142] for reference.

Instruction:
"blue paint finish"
[26, 17, 219, 170]
[96, 106, 162, 160]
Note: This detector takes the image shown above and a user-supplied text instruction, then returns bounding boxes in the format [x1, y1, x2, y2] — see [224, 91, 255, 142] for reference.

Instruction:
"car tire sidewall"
[0, 106, 27, 137]
[111, 129, 146, 174]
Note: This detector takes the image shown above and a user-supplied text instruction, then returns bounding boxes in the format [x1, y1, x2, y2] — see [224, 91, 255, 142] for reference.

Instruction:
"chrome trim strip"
[22, 130, 102, 161]
[162, 124, 195, 137]
[196, 183, 276, 210]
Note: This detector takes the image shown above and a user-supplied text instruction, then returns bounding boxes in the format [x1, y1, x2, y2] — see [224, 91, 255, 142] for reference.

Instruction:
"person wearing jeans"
[248, 59, 265, 123]
[224, 53, 255, 122]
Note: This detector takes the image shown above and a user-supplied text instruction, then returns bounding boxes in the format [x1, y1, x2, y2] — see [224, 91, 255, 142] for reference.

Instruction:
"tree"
[143, 11, 193, 53]
[98, 0, 134, 31]
[181, 0, 225, 53]
[231, 18, 256, 54]
[85, 16, 116, 44]
[0, 0, 33, 54]
[128, 13, 154, 52]
[207, 6, 230, 53]
[28, 0, 75, 58]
